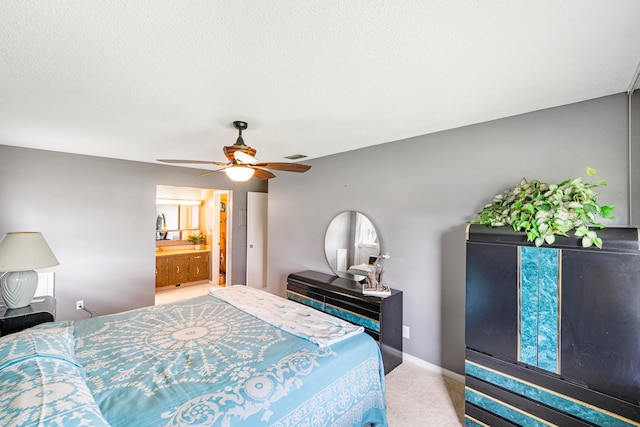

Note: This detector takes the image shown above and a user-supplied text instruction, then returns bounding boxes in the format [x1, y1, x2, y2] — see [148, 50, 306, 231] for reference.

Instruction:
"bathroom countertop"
[155, 248, 210, 257]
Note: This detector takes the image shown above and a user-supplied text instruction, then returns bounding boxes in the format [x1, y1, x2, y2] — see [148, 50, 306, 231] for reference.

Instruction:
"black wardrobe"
[465, 225, 639, 427]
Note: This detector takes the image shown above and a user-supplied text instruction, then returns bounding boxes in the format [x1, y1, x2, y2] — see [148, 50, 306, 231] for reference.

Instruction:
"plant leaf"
[600, 205, 615, 219]
[594, 237, 603, 249]
[473, 170, 613, 248]
[574, 226, 587, 237]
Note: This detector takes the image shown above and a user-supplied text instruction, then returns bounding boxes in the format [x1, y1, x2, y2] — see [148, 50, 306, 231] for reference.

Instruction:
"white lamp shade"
[224, 166, 255, 182]
[0, 232, 59, 271]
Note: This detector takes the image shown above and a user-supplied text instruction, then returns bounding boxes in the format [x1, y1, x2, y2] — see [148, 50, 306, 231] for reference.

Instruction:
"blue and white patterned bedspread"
[70, 290, 387, 427]
[0, 323, 110, 427]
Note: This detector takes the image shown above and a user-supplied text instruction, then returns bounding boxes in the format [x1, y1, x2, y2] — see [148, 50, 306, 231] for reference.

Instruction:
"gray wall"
[1, 93, 636, 375]
[266, 93, 634, 375]
[0, 145, 266, 320]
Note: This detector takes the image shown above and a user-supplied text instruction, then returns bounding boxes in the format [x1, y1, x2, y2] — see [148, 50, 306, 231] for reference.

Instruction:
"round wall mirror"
[324, 211, 382, 280]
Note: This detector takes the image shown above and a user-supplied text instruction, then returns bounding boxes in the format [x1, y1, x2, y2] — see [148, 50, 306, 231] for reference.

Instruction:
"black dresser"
[287, 270, 403, 374]
[465, 225, 640, 426]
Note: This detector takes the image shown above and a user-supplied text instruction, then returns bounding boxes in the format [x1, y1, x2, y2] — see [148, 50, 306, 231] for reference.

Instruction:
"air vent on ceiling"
[284, 154, 308, 160]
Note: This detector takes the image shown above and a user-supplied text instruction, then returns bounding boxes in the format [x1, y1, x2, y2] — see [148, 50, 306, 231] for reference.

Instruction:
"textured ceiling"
[1, 1, 640, 169]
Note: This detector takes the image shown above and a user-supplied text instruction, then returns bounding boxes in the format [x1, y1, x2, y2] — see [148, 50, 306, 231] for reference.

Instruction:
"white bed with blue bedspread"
[0, 285, 387, 426]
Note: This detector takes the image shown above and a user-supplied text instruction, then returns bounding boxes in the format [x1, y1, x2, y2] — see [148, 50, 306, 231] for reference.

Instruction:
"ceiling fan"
[157, 121, 311, 182]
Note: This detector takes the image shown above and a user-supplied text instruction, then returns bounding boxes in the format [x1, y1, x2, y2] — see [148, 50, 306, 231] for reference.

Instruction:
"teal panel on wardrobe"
[465, 388, 550, 427]
[519, 246, 560, 373]
[519, 246, 539, 366]
[465, 361, 637, 427]
[464, 416, 487, 427]
[537, 248, 559, 373]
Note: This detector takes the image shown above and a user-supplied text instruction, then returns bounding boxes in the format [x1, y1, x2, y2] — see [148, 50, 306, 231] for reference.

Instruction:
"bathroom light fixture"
[224, 165, 255, 182]
[0, 232, 59, 309]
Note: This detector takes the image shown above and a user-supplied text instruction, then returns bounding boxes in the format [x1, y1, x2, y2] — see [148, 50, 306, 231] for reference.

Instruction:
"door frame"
[211, 190, 232, 286]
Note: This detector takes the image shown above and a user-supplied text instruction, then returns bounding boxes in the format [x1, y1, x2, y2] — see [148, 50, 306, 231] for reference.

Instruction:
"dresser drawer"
[325, 296, 380, 332]
[286, 289, 325, 311]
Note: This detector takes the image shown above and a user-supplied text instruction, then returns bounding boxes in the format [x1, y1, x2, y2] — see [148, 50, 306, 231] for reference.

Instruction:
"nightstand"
[0, 296, 56, 336]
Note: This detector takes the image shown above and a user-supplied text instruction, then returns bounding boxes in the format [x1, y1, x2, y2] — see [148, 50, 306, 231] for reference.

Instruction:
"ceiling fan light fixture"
[224, 165, 255, 182]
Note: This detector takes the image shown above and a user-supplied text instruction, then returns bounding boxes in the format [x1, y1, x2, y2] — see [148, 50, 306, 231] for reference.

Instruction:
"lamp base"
[0, 270, 38, 309]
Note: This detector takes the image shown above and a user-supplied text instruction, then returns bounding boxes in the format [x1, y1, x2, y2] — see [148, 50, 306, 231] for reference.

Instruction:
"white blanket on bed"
[210, 285, 364, 347]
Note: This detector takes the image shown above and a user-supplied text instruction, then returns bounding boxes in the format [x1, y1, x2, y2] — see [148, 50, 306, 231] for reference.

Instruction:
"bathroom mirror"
[324, 211, 381, 280]
[155, 204, 200, 240]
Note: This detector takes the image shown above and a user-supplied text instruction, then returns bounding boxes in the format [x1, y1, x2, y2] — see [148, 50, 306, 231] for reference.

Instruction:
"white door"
[246, 192, 267, 288]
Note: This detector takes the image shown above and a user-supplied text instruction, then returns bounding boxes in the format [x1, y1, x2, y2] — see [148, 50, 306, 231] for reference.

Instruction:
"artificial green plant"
[187, 234, 206, 245]
[473, 168, 615, 248]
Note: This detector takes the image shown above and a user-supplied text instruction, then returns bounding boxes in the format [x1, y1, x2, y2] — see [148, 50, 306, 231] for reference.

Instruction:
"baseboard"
[402, 352, 465, 384]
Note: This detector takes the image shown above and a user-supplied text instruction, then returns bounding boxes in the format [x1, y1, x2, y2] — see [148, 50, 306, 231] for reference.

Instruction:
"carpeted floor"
[385, 361, 465, 426]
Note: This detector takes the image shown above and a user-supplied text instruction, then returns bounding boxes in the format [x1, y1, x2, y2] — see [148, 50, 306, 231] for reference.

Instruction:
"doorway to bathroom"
[154, 185, 231, 303]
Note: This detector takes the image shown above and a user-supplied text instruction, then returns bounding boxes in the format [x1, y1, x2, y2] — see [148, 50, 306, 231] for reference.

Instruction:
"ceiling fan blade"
[158, 159, 229, 166]
[252, 162, 311, 172]
[196, 170, 223, 178]
[234, 151, 259, 164]
[251, 167, 276, 180]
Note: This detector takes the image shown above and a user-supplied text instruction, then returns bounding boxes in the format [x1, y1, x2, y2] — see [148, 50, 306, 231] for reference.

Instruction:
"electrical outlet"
[402, 325, 410, 339]
[76, 300, 84, 310]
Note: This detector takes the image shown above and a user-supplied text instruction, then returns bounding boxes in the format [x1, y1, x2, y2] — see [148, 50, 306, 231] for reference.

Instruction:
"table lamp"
[0, 232, 59, 309]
